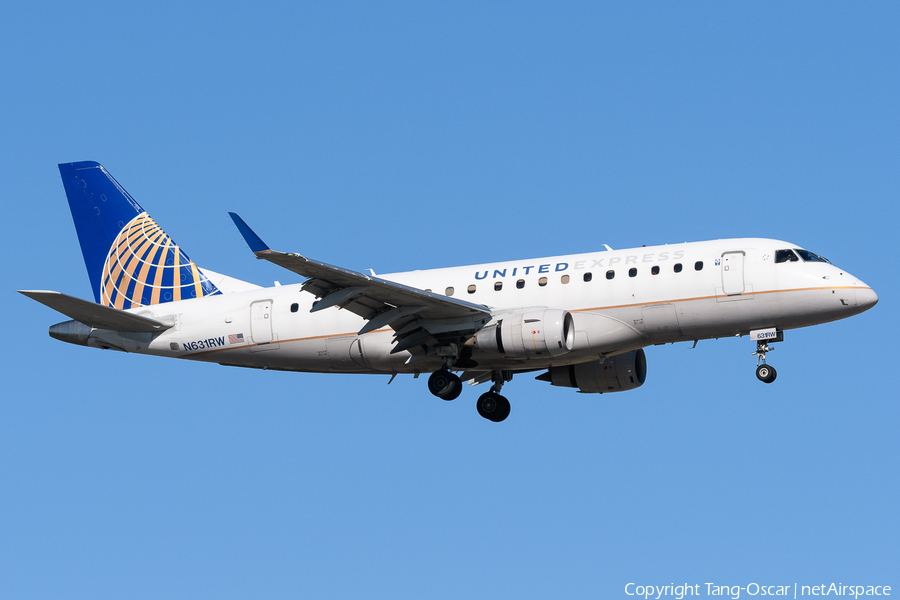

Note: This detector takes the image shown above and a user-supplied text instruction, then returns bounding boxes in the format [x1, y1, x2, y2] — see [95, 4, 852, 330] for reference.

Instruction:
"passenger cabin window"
[583, 272, 592, 282]
[290, 303, 299, 313]
[538, 277, 548, 286]
[629, 268, 637, 277]
[494, 282, 503, 291]
[606, 270, 615, 280]
[467, 285, 476, 294]
[695, 261, 703, 271]
[445, 287, 454, 296]
[560, 275, 570, 284]
[775, 249, 800, 263]
[651, 266, 659, 275]
[795, 249, 831, 264]
[516, 279, 525, 289]
[674, 263, 682, 273]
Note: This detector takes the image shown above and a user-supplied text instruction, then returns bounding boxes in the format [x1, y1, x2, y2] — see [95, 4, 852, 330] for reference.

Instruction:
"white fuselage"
[84, 238, 877, 375]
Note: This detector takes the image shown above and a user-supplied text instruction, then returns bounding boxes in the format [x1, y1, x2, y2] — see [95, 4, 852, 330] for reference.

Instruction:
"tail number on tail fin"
[183, 337, 226, 351]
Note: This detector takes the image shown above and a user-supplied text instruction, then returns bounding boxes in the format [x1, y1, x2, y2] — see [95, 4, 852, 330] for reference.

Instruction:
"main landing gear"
[427, 367, 512, 422]
[427, 368, 462, 400]
[476, 371, 512, 423]
[476, 390, 510, 423]
[753, 340, 777, 384]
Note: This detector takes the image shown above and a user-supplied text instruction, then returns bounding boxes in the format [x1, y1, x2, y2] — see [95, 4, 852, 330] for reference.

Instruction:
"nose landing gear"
[755, 363, 777, 383]
[753, 340, 777, 383]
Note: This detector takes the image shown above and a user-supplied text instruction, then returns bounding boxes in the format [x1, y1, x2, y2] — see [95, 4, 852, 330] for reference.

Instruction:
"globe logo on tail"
[100, 213, 220, 309]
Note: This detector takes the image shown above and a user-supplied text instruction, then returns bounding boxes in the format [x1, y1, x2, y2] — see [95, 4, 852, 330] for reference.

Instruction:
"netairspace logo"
[624, 582, 892, 599]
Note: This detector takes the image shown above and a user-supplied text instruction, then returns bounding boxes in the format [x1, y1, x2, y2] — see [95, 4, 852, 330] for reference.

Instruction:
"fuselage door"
[250, 300, 274, 344]
[721, 251, 745, 296]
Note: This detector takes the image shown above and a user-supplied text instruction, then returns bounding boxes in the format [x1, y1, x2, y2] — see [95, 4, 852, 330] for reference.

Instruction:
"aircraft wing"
[19, 290, 174, 333]
[229, 214, 491, 352]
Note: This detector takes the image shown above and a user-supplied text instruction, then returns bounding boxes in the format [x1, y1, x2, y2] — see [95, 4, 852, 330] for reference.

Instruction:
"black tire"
[476, 392, 498, 419]
[494, 395, 511, 422]
[441, 377, 462, 401]
[477, 392, 510, 422]
[428, 370, 462, 400]
[756, 364, 777, 384]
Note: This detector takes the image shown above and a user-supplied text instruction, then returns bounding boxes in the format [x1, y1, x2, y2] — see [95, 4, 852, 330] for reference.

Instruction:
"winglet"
[229, 212, 271, 254]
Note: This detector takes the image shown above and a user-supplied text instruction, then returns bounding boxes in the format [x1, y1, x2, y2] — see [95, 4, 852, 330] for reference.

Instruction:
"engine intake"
[536, 349, 647, 393]
[473, 309, 574, 359]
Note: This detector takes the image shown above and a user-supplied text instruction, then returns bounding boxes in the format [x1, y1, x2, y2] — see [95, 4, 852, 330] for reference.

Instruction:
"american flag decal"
[228, 333, 245, 344]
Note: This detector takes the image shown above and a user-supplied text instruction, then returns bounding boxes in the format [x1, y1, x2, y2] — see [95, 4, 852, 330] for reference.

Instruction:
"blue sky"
[1, 2, 897, 598]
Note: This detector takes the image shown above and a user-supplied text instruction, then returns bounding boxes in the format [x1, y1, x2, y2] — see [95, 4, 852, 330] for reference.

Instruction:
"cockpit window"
[795, 249, 831, 264]
[775, 249, 799, 263]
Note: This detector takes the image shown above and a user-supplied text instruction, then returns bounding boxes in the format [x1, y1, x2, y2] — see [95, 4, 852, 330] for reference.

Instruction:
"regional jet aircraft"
[20, 162, 878, 422]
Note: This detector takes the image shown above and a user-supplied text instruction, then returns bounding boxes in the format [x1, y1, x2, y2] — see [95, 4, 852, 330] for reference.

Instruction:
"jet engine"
[536, 349, 647, 393]
[472, 309, 574, 359]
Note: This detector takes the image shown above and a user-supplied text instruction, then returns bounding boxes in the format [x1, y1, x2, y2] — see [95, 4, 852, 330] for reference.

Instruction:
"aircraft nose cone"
[855, 286, 878, 312]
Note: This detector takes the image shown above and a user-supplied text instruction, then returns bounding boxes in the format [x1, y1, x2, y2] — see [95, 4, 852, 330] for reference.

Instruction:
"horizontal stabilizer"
[18, 290, 173, 333]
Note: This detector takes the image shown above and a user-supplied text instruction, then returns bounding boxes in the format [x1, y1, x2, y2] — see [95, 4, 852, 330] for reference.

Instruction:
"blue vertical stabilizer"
[58, 161, 220, 308]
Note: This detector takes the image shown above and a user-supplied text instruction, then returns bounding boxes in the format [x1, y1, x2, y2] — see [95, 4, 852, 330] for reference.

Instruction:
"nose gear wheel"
[755, 364, 777, 383]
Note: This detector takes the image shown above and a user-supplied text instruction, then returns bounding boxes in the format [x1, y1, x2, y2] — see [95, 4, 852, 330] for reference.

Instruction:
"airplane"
[20, 161, 878, 422]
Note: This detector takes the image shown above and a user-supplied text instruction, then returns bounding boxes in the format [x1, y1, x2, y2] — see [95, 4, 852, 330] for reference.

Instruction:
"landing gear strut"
[752, 340, 777, 384]
[477, 371, 512, 422]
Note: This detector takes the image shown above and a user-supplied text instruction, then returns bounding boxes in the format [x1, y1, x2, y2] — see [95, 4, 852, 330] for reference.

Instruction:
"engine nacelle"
[473, 309, 575, 359]
[536, 349, 647, 393]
